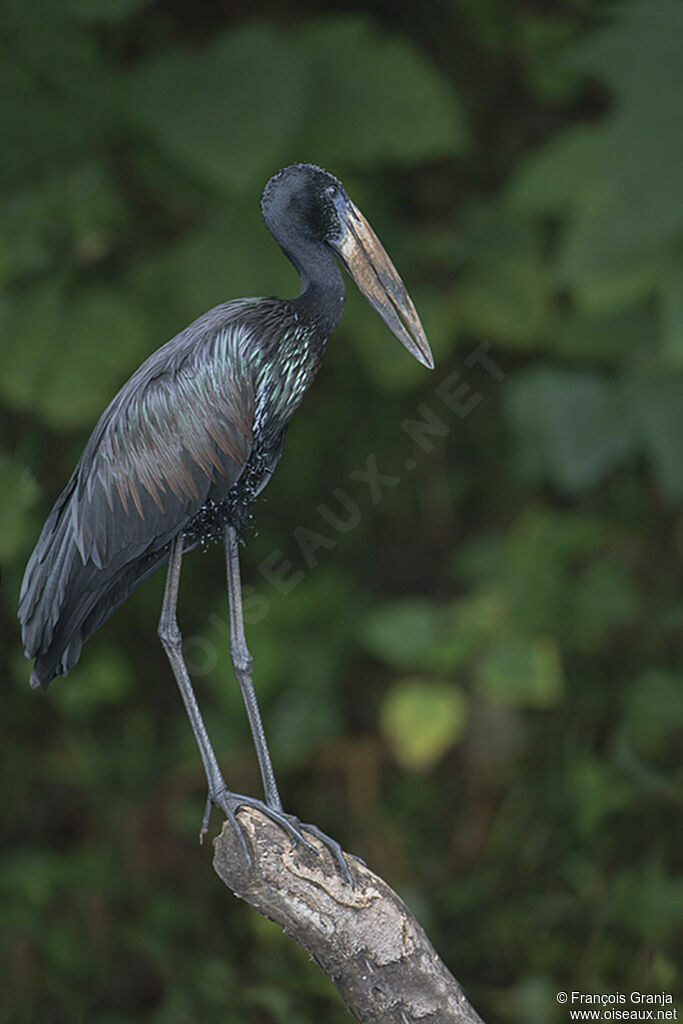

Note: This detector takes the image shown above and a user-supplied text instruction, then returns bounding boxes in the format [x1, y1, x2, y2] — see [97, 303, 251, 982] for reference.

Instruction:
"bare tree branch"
[213, 809, 486, 1023]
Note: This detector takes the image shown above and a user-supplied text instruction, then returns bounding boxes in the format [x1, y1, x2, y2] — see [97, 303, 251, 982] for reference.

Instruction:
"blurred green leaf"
[660, 259, 683, 366]
[0, 848, 109, 907]
[509, 0, 683, 310]
[569, 754, 633, 835]
[624, 670, 683, 756]
[129, 16, 463, 197]
[477, 636, 563, 707]
[0, 162, 126, 286]
[0, 3, 117, 187]
[292, 17, 466, 166]
[128, 26, 306, 194]
[454, 203, 551, 346]
[49, 649, 132, 717]
[458, 254, 551, 348]
[131, 207, 297, 339]
[626, 375, 683, 498]
[380, 679, 468, 770]
[506, 510, 605, 620]
[507, 368, 637, 493]
[0, 456, 40, 565]
[361, 598, 442, 669]
[63, 0, 156, 22]
[569, 559, 640, 652]
[272, 683, 341, 770]
[1, 285, 150, 429]
[507, 124, 606, 217]
[501, 974, 561, 1024]
[551, 303, 655, 365]
[431, 589, 508, 672]
[611, 860, 683, 943]
[519, 13, 585, 105]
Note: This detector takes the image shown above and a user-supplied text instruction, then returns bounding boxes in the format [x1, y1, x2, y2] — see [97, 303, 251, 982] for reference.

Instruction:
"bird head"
[261, 164, 434, 369]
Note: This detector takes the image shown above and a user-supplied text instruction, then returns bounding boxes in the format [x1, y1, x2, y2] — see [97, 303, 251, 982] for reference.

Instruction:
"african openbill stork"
[19, 163, 434, 877]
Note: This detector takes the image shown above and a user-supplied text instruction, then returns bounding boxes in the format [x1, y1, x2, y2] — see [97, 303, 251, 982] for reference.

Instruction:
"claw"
[211, 789, 318, 861]
[225, 806, 252, 864]
[199, 794, 213, 845]
[299, 822, 355, 887]
[207, 789, 355, 884]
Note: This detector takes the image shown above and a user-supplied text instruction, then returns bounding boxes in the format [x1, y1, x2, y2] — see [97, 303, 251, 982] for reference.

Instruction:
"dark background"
[1, 1, 682, 1021]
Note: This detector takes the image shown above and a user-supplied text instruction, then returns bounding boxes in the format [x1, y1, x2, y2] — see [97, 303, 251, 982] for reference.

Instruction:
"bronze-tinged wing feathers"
[19, 302, 261, 687]
[88, 357, 251, 532]
[73, 312, 256, 567]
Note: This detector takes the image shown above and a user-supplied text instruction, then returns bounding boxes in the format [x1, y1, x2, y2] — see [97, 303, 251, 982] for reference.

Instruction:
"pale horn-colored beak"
[333, 200, 434, 369]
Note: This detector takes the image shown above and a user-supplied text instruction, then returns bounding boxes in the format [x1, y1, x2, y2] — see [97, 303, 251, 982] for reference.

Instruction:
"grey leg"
[158, 533, 317, 859]
[223, 526, 355, 886]
[159, 533, 227, 829]
[224, 526, 283, 812]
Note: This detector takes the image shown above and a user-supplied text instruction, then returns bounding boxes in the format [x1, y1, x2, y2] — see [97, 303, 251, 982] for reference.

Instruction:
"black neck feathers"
[261, 164, 347, 341]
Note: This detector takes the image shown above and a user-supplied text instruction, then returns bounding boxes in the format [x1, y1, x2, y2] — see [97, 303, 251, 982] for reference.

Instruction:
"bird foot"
[203, 788, 355, 885]
[290, 818, 356, 886]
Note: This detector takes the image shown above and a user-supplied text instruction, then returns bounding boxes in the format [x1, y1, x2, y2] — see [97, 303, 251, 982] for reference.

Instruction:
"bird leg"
[158, 533, 319, 862]
[159, 534, 227, 817]
[224, 525, 283, 812]
[223, 526, 355, 885]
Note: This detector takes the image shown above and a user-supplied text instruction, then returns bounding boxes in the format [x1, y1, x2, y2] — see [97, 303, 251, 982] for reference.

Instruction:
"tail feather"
[25, 543, 173, 689]
[19, 477, 77, 635]
[19, 473, 176, 690]
[29, 669, 44, 691]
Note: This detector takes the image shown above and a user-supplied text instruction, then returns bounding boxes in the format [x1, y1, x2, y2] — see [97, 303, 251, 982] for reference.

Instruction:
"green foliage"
[129, 26, 307, 194]
[509, 0, 683, 311]
[361, 598, 443, 668]
[290, 18, 466, 167]
[507, 369, 637, 493]
[624, 670, 683, 756]
[64, 0, 157, 23]
[455, 205, 551, 348]
[129, 17, 464, 194]
[477, 635, 563, 707]
[508, 368, 683, 498]
[50, 649, 133, 718]
[380, 678, 468, 770]
[0, 455, 40, 564]
[2, 1, 682, 1022]
[2, 285, 151, 428]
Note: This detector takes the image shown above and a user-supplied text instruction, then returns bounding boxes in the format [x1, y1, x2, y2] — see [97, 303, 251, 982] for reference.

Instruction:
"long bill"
[333, 201, 435, 369]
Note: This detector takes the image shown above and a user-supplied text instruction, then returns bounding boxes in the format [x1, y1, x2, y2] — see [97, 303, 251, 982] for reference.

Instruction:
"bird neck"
[284, 239, 346, 340]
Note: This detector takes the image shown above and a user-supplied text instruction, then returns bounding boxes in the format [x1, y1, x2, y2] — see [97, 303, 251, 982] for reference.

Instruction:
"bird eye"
[326, 185, 338, 199]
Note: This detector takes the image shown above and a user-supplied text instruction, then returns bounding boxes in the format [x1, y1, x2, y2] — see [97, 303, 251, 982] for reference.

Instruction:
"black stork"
[19, 163, 434, 878]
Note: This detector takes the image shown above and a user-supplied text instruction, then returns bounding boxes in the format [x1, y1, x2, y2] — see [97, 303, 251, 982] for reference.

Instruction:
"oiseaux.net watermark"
[557, 989, 678, 1020]
[182, 339, 504, 675]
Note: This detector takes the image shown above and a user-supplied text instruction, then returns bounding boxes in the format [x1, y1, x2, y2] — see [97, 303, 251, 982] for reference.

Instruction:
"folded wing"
[19, 306, 257, 687]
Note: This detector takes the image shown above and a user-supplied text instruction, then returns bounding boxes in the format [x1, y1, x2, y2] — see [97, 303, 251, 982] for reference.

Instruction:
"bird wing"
[19, 304, 259, 668]
[73, 314, 256, 568]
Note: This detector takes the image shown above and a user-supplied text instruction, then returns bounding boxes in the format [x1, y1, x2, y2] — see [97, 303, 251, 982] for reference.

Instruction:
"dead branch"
[213, 808, 485, 1023]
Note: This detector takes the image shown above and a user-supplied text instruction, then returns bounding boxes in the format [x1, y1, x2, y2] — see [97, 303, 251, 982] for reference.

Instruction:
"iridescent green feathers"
[75, 308, 257, 566]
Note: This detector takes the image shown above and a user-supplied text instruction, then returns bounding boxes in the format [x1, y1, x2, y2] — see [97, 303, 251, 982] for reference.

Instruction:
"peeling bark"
[213, 809, 485, 1023]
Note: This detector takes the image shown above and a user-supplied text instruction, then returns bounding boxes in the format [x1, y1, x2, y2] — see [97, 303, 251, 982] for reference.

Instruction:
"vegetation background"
[1, 0, 681, 1021]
